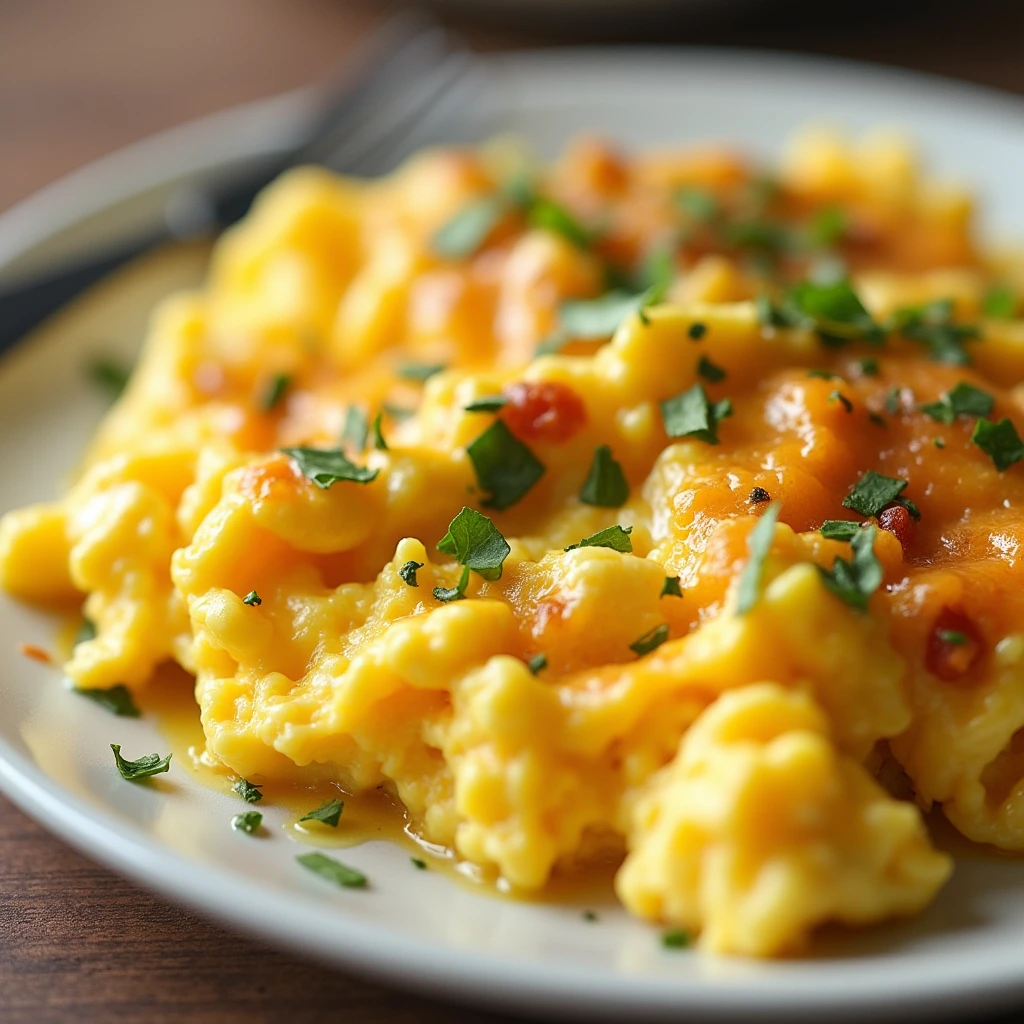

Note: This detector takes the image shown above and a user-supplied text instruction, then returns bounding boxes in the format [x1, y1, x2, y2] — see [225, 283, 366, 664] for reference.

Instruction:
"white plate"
[3, 49, 1024, 1023]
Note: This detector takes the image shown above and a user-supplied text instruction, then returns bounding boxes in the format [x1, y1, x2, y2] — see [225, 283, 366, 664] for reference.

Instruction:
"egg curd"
[6, 127, 1024, 956]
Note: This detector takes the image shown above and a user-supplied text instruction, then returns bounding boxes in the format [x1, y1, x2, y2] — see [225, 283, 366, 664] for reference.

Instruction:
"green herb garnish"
[919, 381, 994, 424]
[527, 653, 548, 675]
[662, 928, 692, 949]
[464, 395, 508, 413]
[437, 506, 511, 582]
[75, 616, 97, 646]
[817, 526, 882, 610]
[399, 560, 423, 587]
[736, 501, 781, 614]
[842, 470, 919, 519]
[282, 447, 378, 488]
[938, 629, 969, 646]
[564, 525, 633, 553]
[343, 406, 368, 454]
[431, 196, 505, 259]
[88, 357, 131, 399]
[784, 278, 883, 346]
[688, 322, 707, 341]
[371, 411, 388, 451]
[296, 851, 367, 889]
[110, 744, 171, 781]
[972, 418, 1024, 471]
[807, 369, 838, 380]
[630, 624, 669, 657]
[233, 778, 263, 804]
[829, 390, 853, 413]
[411, 857, 428, 870]
[856, 357, 879, 377]
[889, 298, 979, 365]
[579, 445, 629, 507]
[260, 373, 291, 412]
[433, 566, 470, 603]
[528, 197, 593, 249]
[660, 576, 683, 598]
[660, 384, 733, 444]
[242, 590, 262, 606]
[466, 420, 545, 510]
[983, 285, 1016, 320]
[232, 811, 263, 835]
[808, 206, 847, 248]
[820, 520, 862, 541]
[75, 685, 140, 718]
[299, 798, 344, 828]
[397, 362, 446, 383]
[675, 187, 720, 223]
[697, 354, 727, 383]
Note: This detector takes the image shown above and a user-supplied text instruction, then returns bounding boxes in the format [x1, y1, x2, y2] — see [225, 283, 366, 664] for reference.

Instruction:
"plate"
[3, 48, 1024, 1023]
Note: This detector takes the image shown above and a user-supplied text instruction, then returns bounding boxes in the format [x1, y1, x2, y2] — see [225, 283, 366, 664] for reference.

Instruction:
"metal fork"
[0, 12, 483, 355]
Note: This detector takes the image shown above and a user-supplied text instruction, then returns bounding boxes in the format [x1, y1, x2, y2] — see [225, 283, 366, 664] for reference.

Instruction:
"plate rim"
[3, 44, 1024, 1021]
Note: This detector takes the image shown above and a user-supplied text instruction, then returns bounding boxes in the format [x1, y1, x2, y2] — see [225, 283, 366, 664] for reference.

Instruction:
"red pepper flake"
[877, 502, 915, 551]
[501, 381, 587, 443]
[926, 607, 983, 682]
[19, 643, 52, 665]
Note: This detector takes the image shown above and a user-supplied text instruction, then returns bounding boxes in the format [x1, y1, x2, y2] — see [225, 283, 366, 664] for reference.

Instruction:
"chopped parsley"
[972, 417, 1024, 471]
[382, 403, 414, 421]
[660, 575, 683, 598]
[564, 525, 633, 553]
[919, 381, 994, 424]
[431, 195, 505, 258]
[808, 205, 847, 248]
[399, 560, 423, 587]
[371, 411, 388, 451]
[934, 437, 946, 449]
[232, 811, 263, 835]
[869, 412, 887, 428]
[856, 357, 880, 377]
[464, 395, 508, 413]
[411, 857, 428, 870]
[829, 390, 853, 413]
[938, 629, 969, 646]
[749, 486, 771, 504]
[242, 590, 262, 606]
[437, 506, 511, 581]
[88, 356, 131, 399]
[697, 354, 727, 383]
[784, 277, 883, 346]
[299, 798, 344, 828]
[842, 470, 919, 520]
[675, 186, 720, 223]
[662, 928, 692, 949]
[630, 624, 669, 657]
[889, 298, 979, 365]
[528, 197, 593, 249]
[433, 566, 470, 603]
[466, 420, 545, 510]
[527, 653, 548, 675]
[281, 447, 378, 488]
[817, 526, 883, 610]
[806, 369, 838, 380]
[75, 616, 97, 646]
[579, 445, 630, 507]
[660, 384, 733, 444]
[820, 520, 863, 541]
[343, 406, 368, 454]
[983, 284, 1016, 320]
[397, 362, 446, 383]
[233, 778, 263, 804]
[296, 851, 367, 889]
[260, 373, 291, 412]
[884, 388, 902, 415]
[110, 744, 171, 781]
[583, 910, 599, 923]
[688, 322, 707, 341]
[736, 501, 781, 614]
[75, 684, 140, 718]
[559, 291, 647, 340]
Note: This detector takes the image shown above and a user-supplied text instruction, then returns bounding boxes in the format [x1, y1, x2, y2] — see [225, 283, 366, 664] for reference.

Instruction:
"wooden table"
[3, 1, 1024, 1020]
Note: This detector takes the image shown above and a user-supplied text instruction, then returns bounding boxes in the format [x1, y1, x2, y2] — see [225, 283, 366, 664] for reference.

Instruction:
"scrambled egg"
[9, 126, 1024, 956]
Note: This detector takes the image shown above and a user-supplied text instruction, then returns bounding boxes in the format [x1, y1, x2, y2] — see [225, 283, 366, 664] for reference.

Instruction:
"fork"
[0, 12, 483, 355]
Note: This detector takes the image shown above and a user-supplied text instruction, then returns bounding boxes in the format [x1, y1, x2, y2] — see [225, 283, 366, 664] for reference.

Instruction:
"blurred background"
[3, 0, 1024, 213]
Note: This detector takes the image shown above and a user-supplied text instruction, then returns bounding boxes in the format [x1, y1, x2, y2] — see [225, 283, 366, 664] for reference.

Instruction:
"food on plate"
[7, 125, 1024, 955]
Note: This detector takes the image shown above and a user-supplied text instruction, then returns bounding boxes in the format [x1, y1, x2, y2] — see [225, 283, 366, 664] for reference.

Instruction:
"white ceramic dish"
[3, 49, 1024, 1023]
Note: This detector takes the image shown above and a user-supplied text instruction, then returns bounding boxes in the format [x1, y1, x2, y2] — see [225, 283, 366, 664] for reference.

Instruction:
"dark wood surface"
[3, 1, 1024, 1021]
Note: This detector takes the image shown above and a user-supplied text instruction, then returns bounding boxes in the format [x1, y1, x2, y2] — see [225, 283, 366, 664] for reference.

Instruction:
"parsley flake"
[299, 798, 344, 828]
[433, 565, 470, 603]
[296, 851, 367, 889]
[88, 356, 132, 399]
[528, 197, 593, 249]
[431, 196, 505, 259]
[675, 187, 720, 223]
[411, 857, 428, 870]
[784, 278, 883, 346]
[662, 928, 692, 949]
[736, 501, 781, 614]
[242, 590, 262, 606]
[110, 744, 171, 781]
[817, 526, 883, 610]
[464, 395, 508, 413]
[75, 616, 97, 646]
[972, 418, 1024, 471]
[399, 560, 423, 587]
[884, 388, 902, 415]
[466, 420, 545, 510]
[820, 520, 863, 541]
[437, 506, 511, 582]
[397, 362, 445, 383]
[688, 322, 707, 341]
[919, 382, 994, 424]
[75, 684, 140, 718]
[527, 653, 548, 675]
[660, 576, 683, 598]
[806, 369, 838, 380]
[697, 354, 727, 383]
[260, 373, 291, 412]
[889, 298, 979, 365]
[232, 811, 263, 835]
[371, 411, 388, 451]
[856, 357, 880, 377]
[583, 910, 599, 923]
[938, 629, 969, 646]
[579, 445, 630, 507]
[282, 447, 378, 488]
[233, 778, 263, 804]
[343, 406, 369, 454]
[808, 205, 847, 248]
[829, 390, 853, 413]
[630, 624, 669, 657]
[564, 525, 633, 553]
[842, 470, 919, 519]
[983, 285, 1016, 320]
[660, 384, 732, 444]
